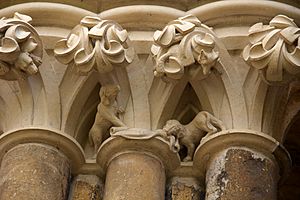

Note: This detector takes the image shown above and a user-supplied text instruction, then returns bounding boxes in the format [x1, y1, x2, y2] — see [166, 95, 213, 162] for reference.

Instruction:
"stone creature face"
[15, 53, 39, 75]
[163, 120, 185, 138]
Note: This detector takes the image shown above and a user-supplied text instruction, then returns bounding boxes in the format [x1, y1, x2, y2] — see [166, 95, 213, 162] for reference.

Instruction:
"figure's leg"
[183, 143, 195, 162]
[92, 131, 103, 154]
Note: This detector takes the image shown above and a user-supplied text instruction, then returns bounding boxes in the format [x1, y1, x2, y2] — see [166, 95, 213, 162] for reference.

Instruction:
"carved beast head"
[163, 120, 186, 139]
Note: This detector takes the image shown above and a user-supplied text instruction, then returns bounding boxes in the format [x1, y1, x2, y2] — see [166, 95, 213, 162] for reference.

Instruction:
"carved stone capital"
[97, 131, 181, 174]
[193, 129, 291, 184]
[0, 12, 43, 80]
[0, 127, 85, 174]
[54, 16, 135, 75]
[151, 14, 219, 80]
[243, 15, 300, 83]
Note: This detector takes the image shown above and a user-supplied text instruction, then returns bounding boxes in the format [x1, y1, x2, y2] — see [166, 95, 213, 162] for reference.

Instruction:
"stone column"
[104, 152, 165, 200]
[166, 177, 204, 200]
[69, 175, 103, 200]
[97, 129, 181, 200]
[0, 143, 70, 200]
[0, 128, 86, 200]
[194, 130, 291, 200]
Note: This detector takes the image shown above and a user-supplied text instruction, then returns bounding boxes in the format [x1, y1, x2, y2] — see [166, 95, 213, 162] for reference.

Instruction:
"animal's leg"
[183, 143, 195, 162]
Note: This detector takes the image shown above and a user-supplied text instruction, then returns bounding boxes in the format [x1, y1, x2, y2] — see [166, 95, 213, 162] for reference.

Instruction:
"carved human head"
[100, 85, 120, 105]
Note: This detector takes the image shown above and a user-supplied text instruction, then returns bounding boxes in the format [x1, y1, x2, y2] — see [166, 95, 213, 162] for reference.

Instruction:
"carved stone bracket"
[151, 14, 219, 80]
[54, 16, 135, 75]
[0, 12, 43, 80]
[243, 15, 300, 83]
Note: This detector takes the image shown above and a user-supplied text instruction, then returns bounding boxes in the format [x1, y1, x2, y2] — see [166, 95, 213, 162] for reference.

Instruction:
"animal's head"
[100, 85, 120, 105]
[163, 120, 185, 138]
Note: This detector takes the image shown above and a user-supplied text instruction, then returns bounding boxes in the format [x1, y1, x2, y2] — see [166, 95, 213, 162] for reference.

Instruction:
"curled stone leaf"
[54, 16, 135, 75]
[0, 12, 43, 80]
[151, 14, 219, 80]
[243, 15, 300, 83]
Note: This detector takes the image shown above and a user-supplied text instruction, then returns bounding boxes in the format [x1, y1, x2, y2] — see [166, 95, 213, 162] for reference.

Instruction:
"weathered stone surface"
[103, 152, 165, 200]
[0, 143, 70, 200]
[0, 1, 299, 200]
[206, 147, 279, 200]
[166, 177, 204, 200]
[69, 175, 103, 200]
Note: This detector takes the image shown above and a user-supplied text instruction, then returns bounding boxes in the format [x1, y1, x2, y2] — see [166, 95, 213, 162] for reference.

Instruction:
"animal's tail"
[210, 115, 226, 131]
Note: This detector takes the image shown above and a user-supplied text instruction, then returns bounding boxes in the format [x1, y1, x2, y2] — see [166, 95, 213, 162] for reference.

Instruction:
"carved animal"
[88, 85, 126, 153]
[163, 111, 225, 161]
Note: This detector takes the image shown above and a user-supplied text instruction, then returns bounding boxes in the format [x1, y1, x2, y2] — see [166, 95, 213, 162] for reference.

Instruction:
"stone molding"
[0, 127, 85, 174]
[151, 14, 219, 80]
[97, 134, 181, 174]
[0, 12, 43, 80]
[0, 2, 300, 30]
[54, 16, 134, 75]
[243, 14, 300, 83]
[194, 129, 291, 183]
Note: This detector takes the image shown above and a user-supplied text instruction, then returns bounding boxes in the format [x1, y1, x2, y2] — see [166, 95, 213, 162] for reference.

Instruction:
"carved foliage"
[0, 12, 43, 79]
[54, 16, 134, 75]
[151, 15, 219, 80]
[243, 15, 300, 82]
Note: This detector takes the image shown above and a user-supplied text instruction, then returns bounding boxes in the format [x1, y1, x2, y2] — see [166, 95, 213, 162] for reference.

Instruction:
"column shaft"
[166, 177, 204, 200]
[205, 147, 279, 200]
[0, 143, 70, 200]
[69, 174, 103, 200]
[103, 152, 166, 200]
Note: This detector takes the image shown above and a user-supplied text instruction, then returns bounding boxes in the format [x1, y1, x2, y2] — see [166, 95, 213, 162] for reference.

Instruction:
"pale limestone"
[243, 14, 300, 83]
[88, 84, 126, 153]
[0, 1, 299, 199]
[0, 12, 42, 80]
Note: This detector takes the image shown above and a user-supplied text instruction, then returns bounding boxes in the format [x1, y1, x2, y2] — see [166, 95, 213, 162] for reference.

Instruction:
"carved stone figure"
[54, 16, 134, 75]
[243, 15, 300, 83]
[0, 12, 43, 80]
[162, 111, 225, 161]
[151, 14, 219, 80]
[89, 85, 126, 152]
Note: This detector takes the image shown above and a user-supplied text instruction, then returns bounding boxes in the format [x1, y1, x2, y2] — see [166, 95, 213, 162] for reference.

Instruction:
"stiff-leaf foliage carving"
[151, 14, 219, 80]
[243, 15, 300, 82]
[54, 16, 134, 75]
[0, 12, 43, 80]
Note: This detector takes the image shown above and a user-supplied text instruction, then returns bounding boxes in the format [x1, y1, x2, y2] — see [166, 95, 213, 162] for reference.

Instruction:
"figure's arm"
[111, 116, 126, 127]
[103, 109, 126, 127]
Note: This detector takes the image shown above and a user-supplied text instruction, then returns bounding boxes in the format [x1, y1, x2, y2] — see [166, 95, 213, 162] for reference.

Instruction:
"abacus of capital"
[0, 1, 299, 200]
